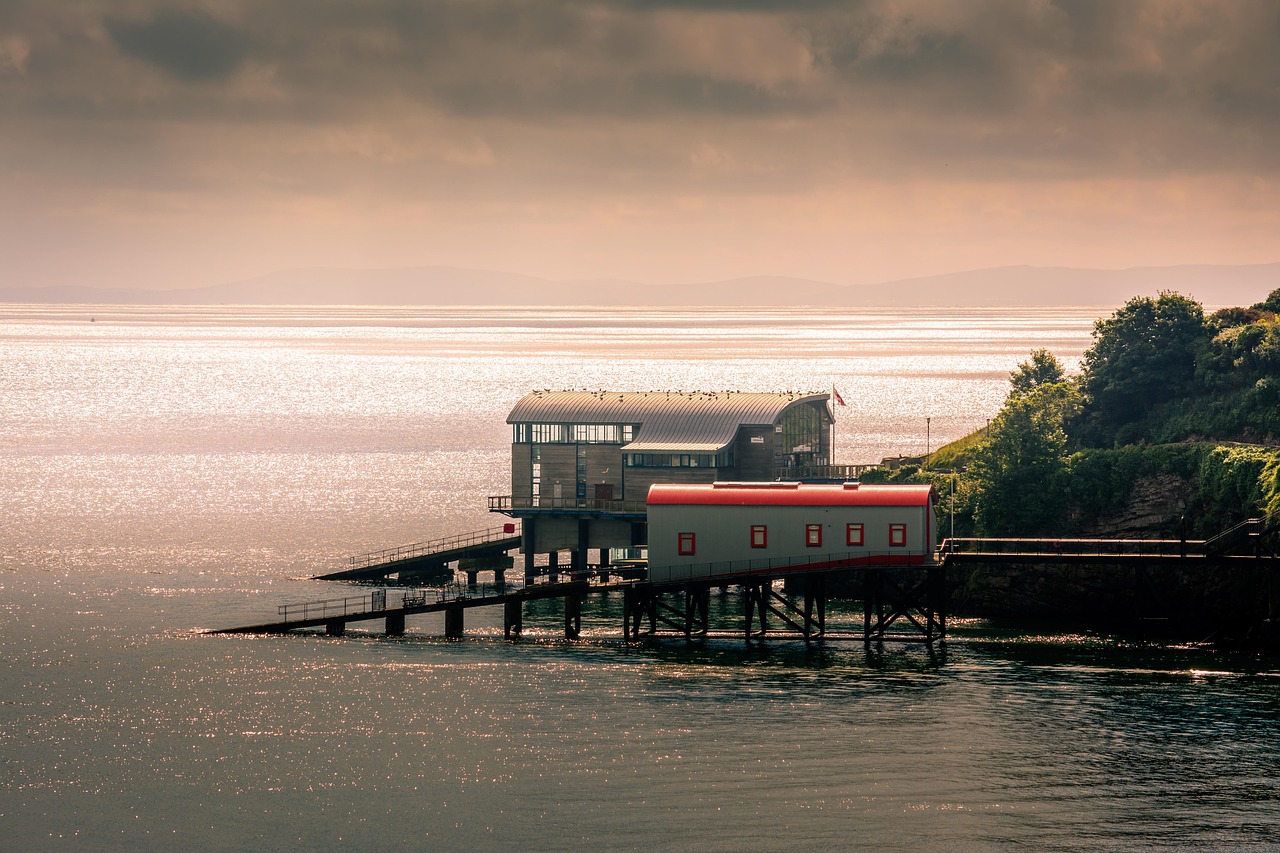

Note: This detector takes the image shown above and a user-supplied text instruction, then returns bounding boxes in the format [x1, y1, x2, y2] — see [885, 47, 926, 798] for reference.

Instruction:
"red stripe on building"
[647, 482, 934, 507]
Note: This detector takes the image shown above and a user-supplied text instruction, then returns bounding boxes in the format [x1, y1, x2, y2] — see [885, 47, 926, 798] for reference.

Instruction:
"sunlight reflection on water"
[3, 305, 1278, 852]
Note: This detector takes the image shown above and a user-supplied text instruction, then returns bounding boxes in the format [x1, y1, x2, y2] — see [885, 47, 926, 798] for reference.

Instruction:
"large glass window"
[514, 423, 635, 444]
[889, 524, 907, 547]
[778, 404, 827, 468]
[624, 450, 733, 468]
[805, 524, 823, 547]
[846, 523, 864, 546]
[750, 525, 768, 548]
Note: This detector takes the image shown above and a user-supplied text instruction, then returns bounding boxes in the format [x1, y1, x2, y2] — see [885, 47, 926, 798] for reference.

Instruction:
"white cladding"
[647, 492, 936, 584]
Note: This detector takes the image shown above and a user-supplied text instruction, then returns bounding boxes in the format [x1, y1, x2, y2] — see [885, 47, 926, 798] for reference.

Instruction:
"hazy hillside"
[3, 262, 1277, 308]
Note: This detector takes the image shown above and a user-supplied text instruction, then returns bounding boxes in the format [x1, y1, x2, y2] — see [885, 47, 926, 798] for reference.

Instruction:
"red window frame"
[678, 532, 697, 556]
[805, 524, 823, 548]
[750, 525, 768, 549]
[846, 523, 864, 547]
[889, 524, 907, 547]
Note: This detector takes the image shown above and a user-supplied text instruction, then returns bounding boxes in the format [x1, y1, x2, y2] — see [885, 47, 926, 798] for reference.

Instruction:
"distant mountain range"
[3, 262, 1278, 308]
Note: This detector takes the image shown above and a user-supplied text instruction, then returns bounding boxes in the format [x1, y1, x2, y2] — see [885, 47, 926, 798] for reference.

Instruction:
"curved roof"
[507, 390, 831, 453]
[647, 482, 935, 507]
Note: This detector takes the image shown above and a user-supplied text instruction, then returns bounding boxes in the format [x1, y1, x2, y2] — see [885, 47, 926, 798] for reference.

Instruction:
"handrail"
[1202, 518, 1263, 554]
[488, 495, 649, 514]
[649, 550, 928, 583]
[276, 580, 530, 623]
[346, 524, 520, 570]
[937, 537, 1201, 559]
[773, 464, 882, 480]
[940, 518, 1269, 561]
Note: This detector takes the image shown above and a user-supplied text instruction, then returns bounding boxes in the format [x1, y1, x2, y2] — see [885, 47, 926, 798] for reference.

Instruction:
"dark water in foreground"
[3, 306, 1279, 850]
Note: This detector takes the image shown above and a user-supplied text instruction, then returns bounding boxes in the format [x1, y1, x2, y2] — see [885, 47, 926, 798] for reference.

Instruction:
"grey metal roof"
[507, 390, 831, 453]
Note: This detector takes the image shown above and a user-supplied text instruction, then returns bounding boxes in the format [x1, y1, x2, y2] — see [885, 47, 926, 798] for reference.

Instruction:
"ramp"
[315, 525, 521, 581]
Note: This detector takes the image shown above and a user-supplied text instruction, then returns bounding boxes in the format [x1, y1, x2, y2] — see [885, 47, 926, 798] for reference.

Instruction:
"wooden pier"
[312, 524, 522, 583]
[210, 518, 1276, 646]
[210, 560, 948, 645]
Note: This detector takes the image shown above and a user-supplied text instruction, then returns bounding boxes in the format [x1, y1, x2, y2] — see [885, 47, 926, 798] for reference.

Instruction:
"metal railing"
[937, 537, 1202, 559]
[648, 550, 928, 583]
[772, 464, 882, 480]
[1203, 518, 1263, 554]
[346, 524, 520, 570]
[276, 580, 528, 623]
[488, 495, 649, 514]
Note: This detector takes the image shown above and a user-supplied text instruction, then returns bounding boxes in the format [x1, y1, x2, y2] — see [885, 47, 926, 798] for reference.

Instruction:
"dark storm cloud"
[5, 0, 1280, 177]
[600, 0, 845, 9]
[106, 9, 251, 82]
[436, 72, 822, 118]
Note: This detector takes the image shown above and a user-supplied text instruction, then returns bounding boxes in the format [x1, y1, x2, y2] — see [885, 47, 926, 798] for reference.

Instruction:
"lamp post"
[950, 472, 956, 542]
[925, 416, 931, 468]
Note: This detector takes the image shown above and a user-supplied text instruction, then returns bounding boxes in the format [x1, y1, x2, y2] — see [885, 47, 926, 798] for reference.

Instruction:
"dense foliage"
[924, 287, 1280, 541]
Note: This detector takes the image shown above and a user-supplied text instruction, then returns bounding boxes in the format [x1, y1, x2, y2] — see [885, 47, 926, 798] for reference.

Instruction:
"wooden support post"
[803, 576, 825, 643]
[927, 565, 947, 643]
[444, 603, 464, 638]
[385, 612, 405, 636]
[624, 587, 656, 639]
[504, 598, 522, 638]
[574, 519, 590, 577]
[683, 585, 709, 640]
[466, 570, 479, 589]
[744, 583, 768, 641]
[1268, 554, 1280, 645]
[522, 518, 538, 583]
[623, 587, 635, 639]
[326, 619, 345, 637]
[564, 594, 582, 639]
[863, 570, 882, 644]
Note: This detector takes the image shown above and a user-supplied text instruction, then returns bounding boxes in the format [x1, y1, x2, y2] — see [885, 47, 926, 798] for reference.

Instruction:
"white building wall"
[647, 501, 935, 584]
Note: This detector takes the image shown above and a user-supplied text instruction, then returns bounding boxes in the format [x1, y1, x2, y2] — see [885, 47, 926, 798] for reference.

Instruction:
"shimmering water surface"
[2, 304, 1278, 851]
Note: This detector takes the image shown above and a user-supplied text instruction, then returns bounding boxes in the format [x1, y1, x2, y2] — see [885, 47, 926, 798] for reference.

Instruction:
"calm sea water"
[2, 304, 1278, 851]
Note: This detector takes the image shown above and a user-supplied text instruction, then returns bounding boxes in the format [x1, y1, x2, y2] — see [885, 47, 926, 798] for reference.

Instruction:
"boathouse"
[490, 390, 836, 575]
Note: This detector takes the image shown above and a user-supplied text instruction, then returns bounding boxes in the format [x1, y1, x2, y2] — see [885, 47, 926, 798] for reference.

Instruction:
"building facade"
[645, 482, 937, 584]
[490, 390, 835, 574]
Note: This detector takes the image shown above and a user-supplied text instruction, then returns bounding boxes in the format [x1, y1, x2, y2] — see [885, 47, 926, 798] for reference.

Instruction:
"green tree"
[971, 381, 1082, 535]
[1009, 349, 1065, 398]
[1254, 287, 1280, 314]
[1076, 291, 1209, 444]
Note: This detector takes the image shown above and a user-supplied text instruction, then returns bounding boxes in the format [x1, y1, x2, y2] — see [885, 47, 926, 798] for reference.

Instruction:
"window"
[750, 525, 768, 549]
[889, 524, 907, 547]
[523, 423, 632, 444]
[846, 523, 864, 546]
[678, 532, 696, 556]
[624, 451, 728, 468]
[805, 524, 823, 547]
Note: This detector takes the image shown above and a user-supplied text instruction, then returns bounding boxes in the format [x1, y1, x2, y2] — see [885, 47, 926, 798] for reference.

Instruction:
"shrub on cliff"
[1074, 291, 1209, 446]
[971, 381, 1081, 536]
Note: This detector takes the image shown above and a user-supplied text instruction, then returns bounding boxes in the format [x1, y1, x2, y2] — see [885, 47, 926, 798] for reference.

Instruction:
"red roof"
[647, 482, 935, 507]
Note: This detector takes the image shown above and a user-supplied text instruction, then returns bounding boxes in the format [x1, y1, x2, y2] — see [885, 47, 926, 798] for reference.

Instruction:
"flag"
[832, 386, 846, 407]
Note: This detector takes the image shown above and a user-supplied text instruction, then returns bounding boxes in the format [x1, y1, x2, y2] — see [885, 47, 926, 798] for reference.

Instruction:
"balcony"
[488, 495, 649, 518]
[770, 464, 881, 481]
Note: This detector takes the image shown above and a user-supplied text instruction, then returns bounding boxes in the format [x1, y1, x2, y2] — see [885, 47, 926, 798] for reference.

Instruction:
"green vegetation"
[892, 287, 1280, 543]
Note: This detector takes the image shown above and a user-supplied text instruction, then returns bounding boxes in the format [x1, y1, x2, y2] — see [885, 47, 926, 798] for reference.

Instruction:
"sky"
[2, 0, 1279, 292]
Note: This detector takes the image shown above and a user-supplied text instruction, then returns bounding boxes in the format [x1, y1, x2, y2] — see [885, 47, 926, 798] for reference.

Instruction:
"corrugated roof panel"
[507, 390, 830, 452]
[647, 482, 935, 507]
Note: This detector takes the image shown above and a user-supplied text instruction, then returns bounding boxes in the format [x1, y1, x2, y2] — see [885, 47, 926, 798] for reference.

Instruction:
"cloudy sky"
[2, 0, 1278, 291]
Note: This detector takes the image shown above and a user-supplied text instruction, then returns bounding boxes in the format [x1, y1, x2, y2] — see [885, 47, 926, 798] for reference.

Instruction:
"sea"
[2, 303, 1278, 852]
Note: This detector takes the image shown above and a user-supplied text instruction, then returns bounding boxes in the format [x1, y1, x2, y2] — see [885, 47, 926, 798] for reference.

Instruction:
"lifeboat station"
[214, 389, 956, 645]
[211, 388, 1276, 647]
[490, 390, 844, 579]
